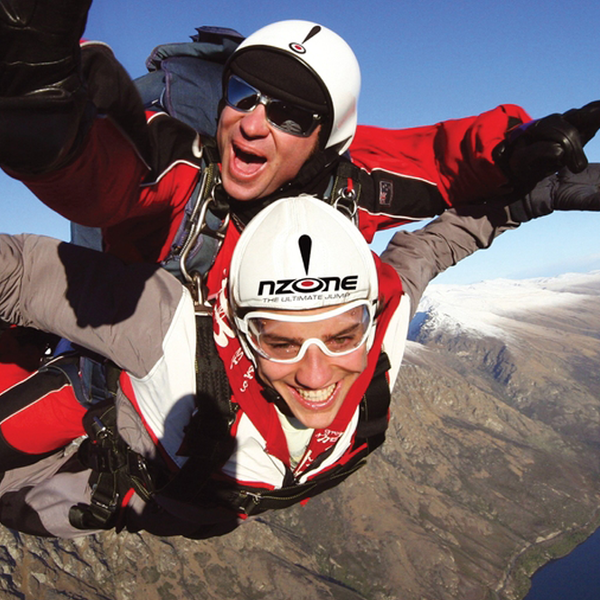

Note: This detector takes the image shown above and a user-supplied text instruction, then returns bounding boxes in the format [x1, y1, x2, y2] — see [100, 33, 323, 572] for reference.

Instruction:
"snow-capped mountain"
[405, 270, 600, 442]
[409, 270, 600, 343]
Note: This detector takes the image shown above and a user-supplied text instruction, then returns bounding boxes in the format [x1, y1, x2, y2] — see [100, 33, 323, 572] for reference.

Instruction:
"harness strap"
[230, 453, 369, 516]
[217, 351, 392, 516]
[156, 315, 236, 503]
[329, 159, 362, 225]
[355, 351, 391, 451]
[158, 350, 391, 516]
[161, 137, 227, 294]
[69, 400, 158, 530]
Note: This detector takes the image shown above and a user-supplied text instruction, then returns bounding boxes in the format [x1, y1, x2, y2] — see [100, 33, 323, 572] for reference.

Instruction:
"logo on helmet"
[288, 25, 322, 56]
[257, 275, 359, 296]
[289, 42, 306, 54]
[255, 233, 359, 297]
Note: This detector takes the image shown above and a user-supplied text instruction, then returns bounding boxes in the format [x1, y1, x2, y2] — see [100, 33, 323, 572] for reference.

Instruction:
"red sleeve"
[14, 117, 152, 228]
[350, 104, 532, 206]
[12, 112, 202, 264]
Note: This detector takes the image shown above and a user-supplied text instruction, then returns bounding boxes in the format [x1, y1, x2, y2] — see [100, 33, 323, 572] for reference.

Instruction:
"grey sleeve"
[380, 202, 520, 316]
[0, 234, 185, 378]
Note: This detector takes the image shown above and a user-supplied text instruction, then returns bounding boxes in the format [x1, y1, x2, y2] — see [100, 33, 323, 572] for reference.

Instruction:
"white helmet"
[226, 20, 361, 154]
[229, 195, 378, 362]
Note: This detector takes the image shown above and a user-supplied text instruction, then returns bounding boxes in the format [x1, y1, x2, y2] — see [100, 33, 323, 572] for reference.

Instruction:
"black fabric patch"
[0, 487, 53, 537]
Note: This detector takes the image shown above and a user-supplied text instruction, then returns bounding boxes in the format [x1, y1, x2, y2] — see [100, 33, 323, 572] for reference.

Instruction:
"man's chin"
[221, 173, 270, 202]
[293, 409, 338, 430]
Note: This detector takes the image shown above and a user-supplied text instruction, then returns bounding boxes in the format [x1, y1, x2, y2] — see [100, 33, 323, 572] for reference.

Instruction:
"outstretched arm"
[351, 104, 531, 209]
[381, 202, 518, 317]
[383, 164, 600, 315]
[0, 234, 187, 377]
[353, 101, 600, 244]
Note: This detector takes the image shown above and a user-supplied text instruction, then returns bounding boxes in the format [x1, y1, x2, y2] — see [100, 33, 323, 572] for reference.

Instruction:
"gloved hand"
[563, 101, 600, 146]
[493, 101, 600, 194]
[0, 0, 92, 95]
[0, 0, 94, 173]
[508, 163, 600, 222]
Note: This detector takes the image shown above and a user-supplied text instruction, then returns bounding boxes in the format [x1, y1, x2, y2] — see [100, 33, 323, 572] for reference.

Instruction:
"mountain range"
[2, 271, 600, 599]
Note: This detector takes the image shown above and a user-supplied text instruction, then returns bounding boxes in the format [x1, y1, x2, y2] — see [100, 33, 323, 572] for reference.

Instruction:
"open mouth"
[232, 142, 267, 177]
[293, 382, 339, 410]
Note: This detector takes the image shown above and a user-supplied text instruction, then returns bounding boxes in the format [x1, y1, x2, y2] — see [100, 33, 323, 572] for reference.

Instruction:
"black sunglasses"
[225, 75, 322, 137]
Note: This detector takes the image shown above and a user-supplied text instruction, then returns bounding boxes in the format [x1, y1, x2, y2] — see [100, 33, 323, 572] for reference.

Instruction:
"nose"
[239, 103, 270, 138]
[294, 344, 333, 390]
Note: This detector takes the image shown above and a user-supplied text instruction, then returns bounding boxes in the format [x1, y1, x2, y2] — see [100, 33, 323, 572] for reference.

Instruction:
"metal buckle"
[333, 187, 358, 226]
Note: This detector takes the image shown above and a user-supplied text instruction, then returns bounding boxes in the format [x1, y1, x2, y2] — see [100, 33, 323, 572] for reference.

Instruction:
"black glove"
[493, 102, 600, 194]
[509, 164, 600, 222]
[563, 101, 600, 146]
[0, 0, 92, 94]
[0, 0, 94, 173]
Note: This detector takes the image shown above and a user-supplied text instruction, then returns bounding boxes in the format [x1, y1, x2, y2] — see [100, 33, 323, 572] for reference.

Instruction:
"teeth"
[297, 384, 336, 403]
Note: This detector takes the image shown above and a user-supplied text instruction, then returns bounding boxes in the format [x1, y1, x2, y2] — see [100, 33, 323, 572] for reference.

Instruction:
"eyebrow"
[260, 333, 303, 345]
[323, 322, 361, 341]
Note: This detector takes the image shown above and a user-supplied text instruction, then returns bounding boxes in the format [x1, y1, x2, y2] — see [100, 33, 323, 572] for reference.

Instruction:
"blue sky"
[3, 0, 600, 284]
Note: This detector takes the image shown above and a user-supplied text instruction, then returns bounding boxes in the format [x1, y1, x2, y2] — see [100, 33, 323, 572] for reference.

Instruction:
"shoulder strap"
[328, 159, 363, 225]
[354, 350, 392, 452]
[154, 315, 237, 504]
[184, 351, 393, 517]
[160, 136, 227, 290]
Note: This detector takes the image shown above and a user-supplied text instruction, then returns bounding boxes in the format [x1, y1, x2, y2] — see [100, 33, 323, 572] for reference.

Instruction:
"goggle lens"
[239, 301, 375, 364]
[226, 75, 322, 137]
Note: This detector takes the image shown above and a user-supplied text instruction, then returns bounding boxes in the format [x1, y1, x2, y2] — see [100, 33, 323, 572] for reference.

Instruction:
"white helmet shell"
[231, 20, 361, 154]
[229, 195, 378, 313]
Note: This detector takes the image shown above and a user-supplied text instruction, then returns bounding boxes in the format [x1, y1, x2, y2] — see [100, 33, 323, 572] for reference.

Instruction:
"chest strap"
[166, 351, 392, 517]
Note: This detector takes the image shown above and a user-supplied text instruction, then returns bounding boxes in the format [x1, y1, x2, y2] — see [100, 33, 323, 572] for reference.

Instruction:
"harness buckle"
[333, 187, 359, 226]
[191, 271, 212, 316]
[91, 416, 109, 440]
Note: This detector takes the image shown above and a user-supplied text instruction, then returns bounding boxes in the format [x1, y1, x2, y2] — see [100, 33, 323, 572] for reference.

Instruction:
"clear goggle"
[225, 74, 323, 137]
[235, 300, 376, 364]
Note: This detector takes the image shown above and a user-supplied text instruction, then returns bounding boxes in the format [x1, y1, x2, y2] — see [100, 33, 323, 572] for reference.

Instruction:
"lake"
[524, 527, 600, 599]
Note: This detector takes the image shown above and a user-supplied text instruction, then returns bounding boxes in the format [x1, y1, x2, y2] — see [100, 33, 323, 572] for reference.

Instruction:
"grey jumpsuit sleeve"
[0, 233, 185, 378]
[0, 234, 196, 538]
[380, 201, 520, 317]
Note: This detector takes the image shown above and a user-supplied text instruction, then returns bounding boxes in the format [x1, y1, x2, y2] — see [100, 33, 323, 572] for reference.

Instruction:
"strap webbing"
[157, 316, 235, 503]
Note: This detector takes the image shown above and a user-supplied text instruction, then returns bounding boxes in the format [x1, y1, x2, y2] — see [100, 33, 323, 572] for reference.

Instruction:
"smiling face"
[250, 305, 370, 429]
[216, 104, 321, 201]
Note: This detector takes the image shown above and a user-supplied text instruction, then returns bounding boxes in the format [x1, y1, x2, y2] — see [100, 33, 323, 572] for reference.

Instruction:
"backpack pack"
[134, 26, 244, 136]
